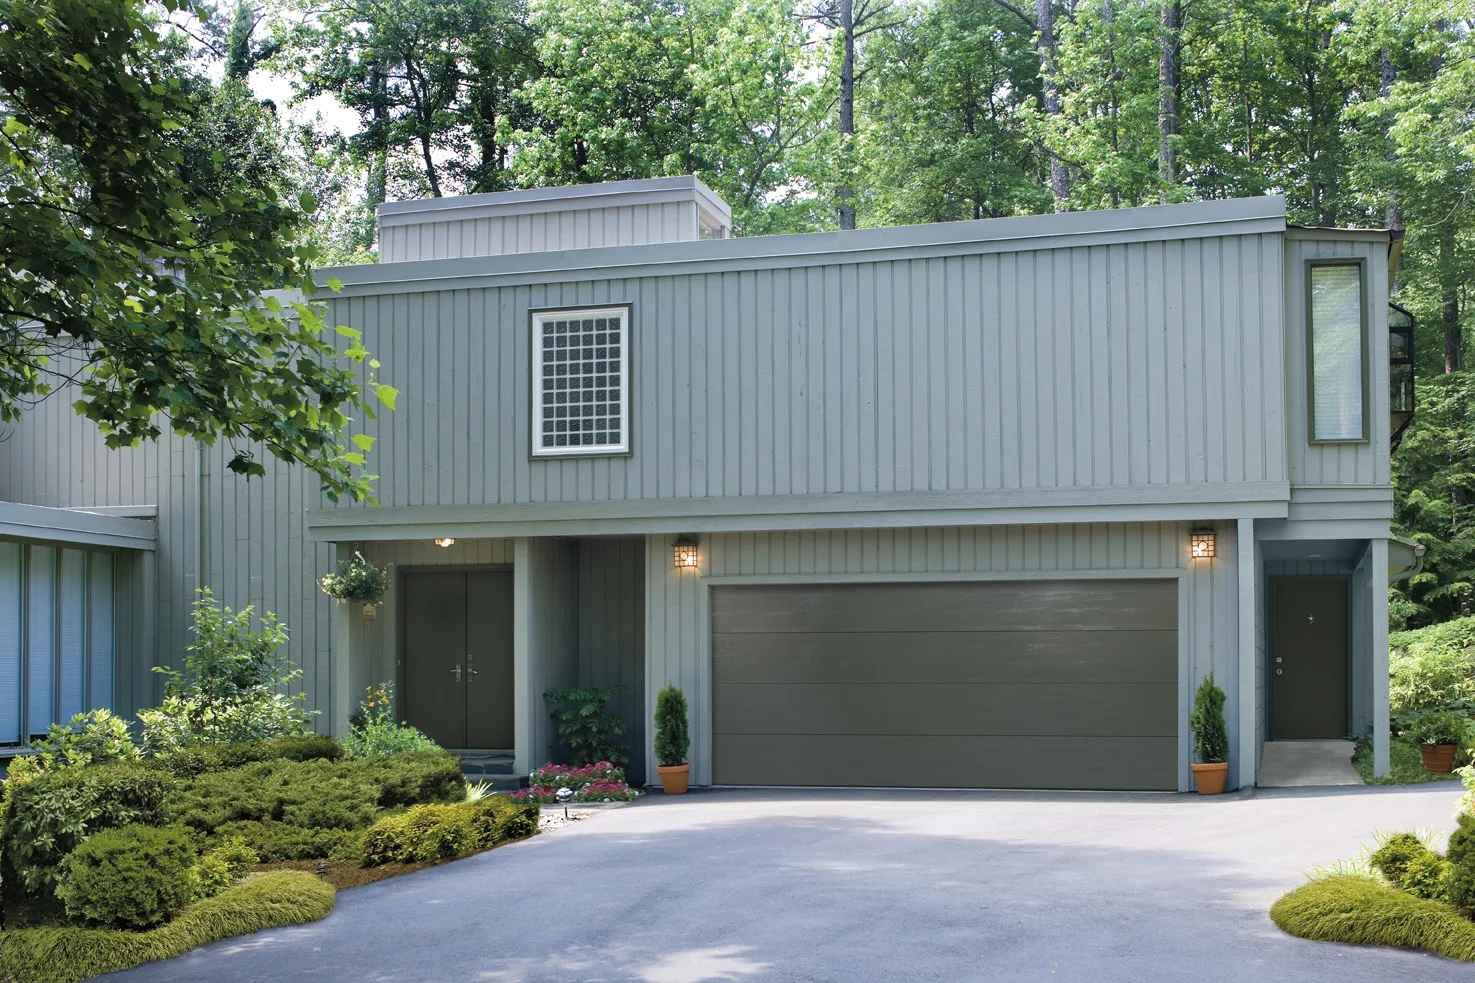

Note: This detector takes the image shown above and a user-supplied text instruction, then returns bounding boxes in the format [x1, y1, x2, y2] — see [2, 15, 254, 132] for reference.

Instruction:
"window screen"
[0, 544, 20, 745]
[532, 307, 629, 456]
[1309, 264, 1366, 441]
[27, 545, 54, 737]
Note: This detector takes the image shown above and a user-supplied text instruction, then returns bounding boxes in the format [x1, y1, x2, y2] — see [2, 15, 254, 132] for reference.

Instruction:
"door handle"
[465, 654, 478, 682]
[450, 664, 462, 682]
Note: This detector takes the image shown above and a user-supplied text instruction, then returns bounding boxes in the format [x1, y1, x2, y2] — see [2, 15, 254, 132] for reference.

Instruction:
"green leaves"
[0, 0, 386, 503]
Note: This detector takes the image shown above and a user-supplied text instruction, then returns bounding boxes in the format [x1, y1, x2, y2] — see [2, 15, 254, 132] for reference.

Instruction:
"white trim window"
[532, 306, 630, 456]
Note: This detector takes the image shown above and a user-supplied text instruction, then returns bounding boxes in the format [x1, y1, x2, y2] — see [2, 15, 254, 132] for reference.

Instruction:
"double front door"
[403, 570, 514, 750]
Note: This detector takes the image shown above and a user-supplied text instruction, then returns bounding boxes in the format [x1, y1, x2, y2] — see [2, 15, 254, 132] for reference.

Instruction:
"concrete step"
[458, 754, 516, 776]
[463, 772, 528, 792]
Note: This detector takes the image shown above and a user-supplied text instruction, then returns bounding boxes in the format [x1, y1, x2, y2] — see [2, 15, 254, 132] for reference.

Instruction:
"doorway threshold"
[1259, 740, 1360, 787]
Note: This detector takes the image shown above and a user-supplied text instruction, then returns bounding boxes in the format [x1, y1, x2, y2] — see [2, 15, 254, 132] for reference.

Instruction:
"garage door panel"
[713, 682, 1178, 737]
[714, 734, 1178, 791]
[711, 581, 1177, 634]
[712, 630, 1177, 685]
[710, 579, 1178, 790]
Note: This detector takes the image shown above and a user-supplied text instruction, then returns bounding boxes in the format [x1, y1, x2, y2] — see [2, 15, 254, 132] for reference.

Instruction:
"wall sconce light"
[434, 537, 456, 549]
[1190, 529, 1216, 560]
[672, 536, 699, 570]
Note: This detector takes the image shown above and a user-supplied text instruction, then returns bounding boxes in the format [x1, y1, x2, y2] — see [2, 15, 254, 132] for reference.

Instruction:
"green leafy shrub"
[0, 872, 335, 983]
[206, 821, 362, 862]
[654, 684, 690, 767]
[165, 758, 382, 836]
[1, 764, 173, 896]
[1371, 832, 1437, 887]
[6, 711, 139, 783]
[1407, 710, 1470, 746]
[360, 804, 475, 865]
[319, 555, 388, 604]
[1190, 671, 1228, 764]
[1389, 617, 1475, 716]
[543, 686, 629, 767]
[340, 720, 443, 759]
[189, 837, 258, 902]
[138, 588, 312, 753]
[142, 735, 342, 779]
[360, 797, 539, 866]
[1402, 851, 1455, 902]
[353, 751, 466, 807]
[1270, 875, 1475, 961]
[1446, 813, 1475, 908]
[55, 825, 197, 928]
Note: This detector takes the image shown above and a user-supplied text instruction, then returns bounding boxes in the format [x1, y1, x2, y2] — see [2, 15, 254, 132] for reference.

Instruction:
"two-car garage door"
[711, 580, 1178, 790]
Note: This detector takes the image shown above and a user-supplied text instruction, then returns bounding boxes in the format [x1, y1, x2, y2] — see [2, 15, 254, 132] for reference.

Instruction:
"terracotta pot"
[1421, 743, 1458, 774]
[1190, 762, 1229, 795]
[656, 763, 690, 795]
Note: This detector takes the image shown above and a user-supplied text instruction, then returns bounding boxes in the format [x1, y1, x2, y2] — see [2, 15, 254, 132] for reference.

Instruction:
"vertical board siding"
[576, 538, 646, 782]
[1284, 238, 1390, 485]
[324, 231, 1288, 513]
[646, 521, 1241, 791]
[528, 539, 578, 765]
[381, 201, 701, 263]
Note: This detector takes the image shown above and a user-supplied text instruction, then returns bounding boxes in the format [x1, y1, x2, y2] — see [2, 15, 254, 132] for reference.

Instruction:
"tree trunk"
[364, 68, 389, 253]
[837, 0, 857, 230]
[1442, 231, 1461, 373]
[1157, 0, 1180, 199]
[1036, 0, 1070, 209]
[1381, 48, 1404, 291]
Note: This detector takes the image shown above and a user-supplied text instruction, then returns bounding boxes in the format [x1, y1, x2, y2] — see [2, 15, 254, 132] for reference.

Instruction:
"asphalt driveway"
[105, 783, 1470, 983]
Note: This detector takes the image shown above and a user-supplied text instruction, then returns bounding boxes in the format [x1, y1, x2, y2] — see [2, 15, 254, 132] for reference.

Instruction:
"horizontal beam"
[0, 501, 156, 551]
[307, 483, 1291, 542]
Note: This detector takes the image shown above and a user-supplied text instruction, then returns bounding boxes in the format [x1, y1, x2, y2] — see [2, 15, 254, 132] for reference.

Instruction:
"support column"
[330, 542, 353, 738]
[1236, 518, 1257, 790]
[1372, 538, 1391, 778]
[512, 537, 532, 776]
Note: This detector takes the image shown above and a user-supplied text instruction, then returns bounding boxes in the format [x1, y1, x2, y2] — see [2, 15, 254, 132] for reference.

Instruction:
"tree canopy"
[0, 0, 392, 501]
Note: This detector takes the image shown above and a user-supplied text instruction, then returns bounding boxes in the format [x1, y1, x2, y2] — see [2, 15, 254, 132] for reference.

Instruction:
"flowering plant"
[508, 779, 638, 804]
[319, 554, 388, 604]
[527, 761, 626, 790]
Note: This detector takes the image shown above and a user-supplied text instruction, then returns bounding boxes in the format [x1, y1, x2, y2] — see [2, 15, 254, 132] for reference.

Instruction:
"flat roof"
[376, 175, 733, 228]
[322, 195, 1289, 298]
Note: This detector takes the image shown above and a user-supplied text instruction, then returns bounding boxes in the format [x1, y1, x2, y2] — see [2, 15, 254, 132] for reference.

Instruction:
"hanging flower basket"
[319, 555, 388, 606]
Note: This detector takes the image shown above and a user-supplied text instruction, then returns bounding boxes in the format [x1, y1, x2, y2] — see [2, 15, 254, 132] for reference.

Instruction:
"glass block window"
[1308, 263, 1367, 442]
[532, 307, 630, 456]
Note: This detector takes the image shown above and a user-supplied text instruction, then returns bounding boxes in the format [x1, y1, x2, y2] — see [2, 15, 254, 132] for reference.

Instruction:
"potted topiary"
[654, 683, 691, 795]
[319, 552, 388, 618]
[1407, 711, 1467, 774]
[1189, 671, 1229, 795]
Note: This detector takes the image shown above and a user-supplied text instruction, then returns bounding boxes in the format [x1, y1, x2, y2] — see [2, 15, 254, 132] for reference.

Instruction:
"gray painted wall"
[319, 231, 1289, 514]
[1284, 234, 1391, 486]
[575, 538, 646, 782]
[381, 201, 701, 265]
[645, 522, 1243, 792]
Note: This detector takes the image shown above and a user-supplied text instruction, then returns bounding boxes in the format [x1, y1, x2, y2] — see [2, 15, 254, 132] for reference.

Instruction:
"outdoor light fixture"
[1190, 529, 1216, 560]
[672, 536, 699, 570]
[434, 537, 456, 549]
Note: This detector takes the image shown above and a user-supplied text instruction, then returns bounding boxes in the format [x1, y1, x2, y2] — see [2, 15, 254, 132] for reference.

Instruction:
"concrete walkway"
[105, 784, 1470, 983]
[1260, 740, 1362, 786]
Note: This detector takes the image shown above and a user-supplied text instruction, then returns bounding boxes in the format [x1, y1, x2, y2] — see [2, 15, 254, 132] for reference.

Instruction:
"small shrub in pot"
[654, 684, 691, 795]
[1407, 710, 1469, 774]
[1189, 671, 1229, 794]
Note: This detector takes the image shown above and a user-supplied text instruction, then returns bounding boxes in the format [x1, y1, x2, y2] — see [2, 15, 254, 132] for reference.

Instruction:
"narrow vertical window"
[59, 549, 86, 720]
[27, 545, 55, 737]
[531, 306, 630, 457]
[0, 543, 20, 744]
[89, 553, 115, 711]
[1309, 263, 1367, 441]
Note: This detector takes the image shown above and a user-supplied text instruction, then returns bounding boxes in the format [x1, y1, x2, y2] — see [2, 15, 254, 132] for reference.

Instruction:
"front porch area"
[330, 536, 647, 785]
